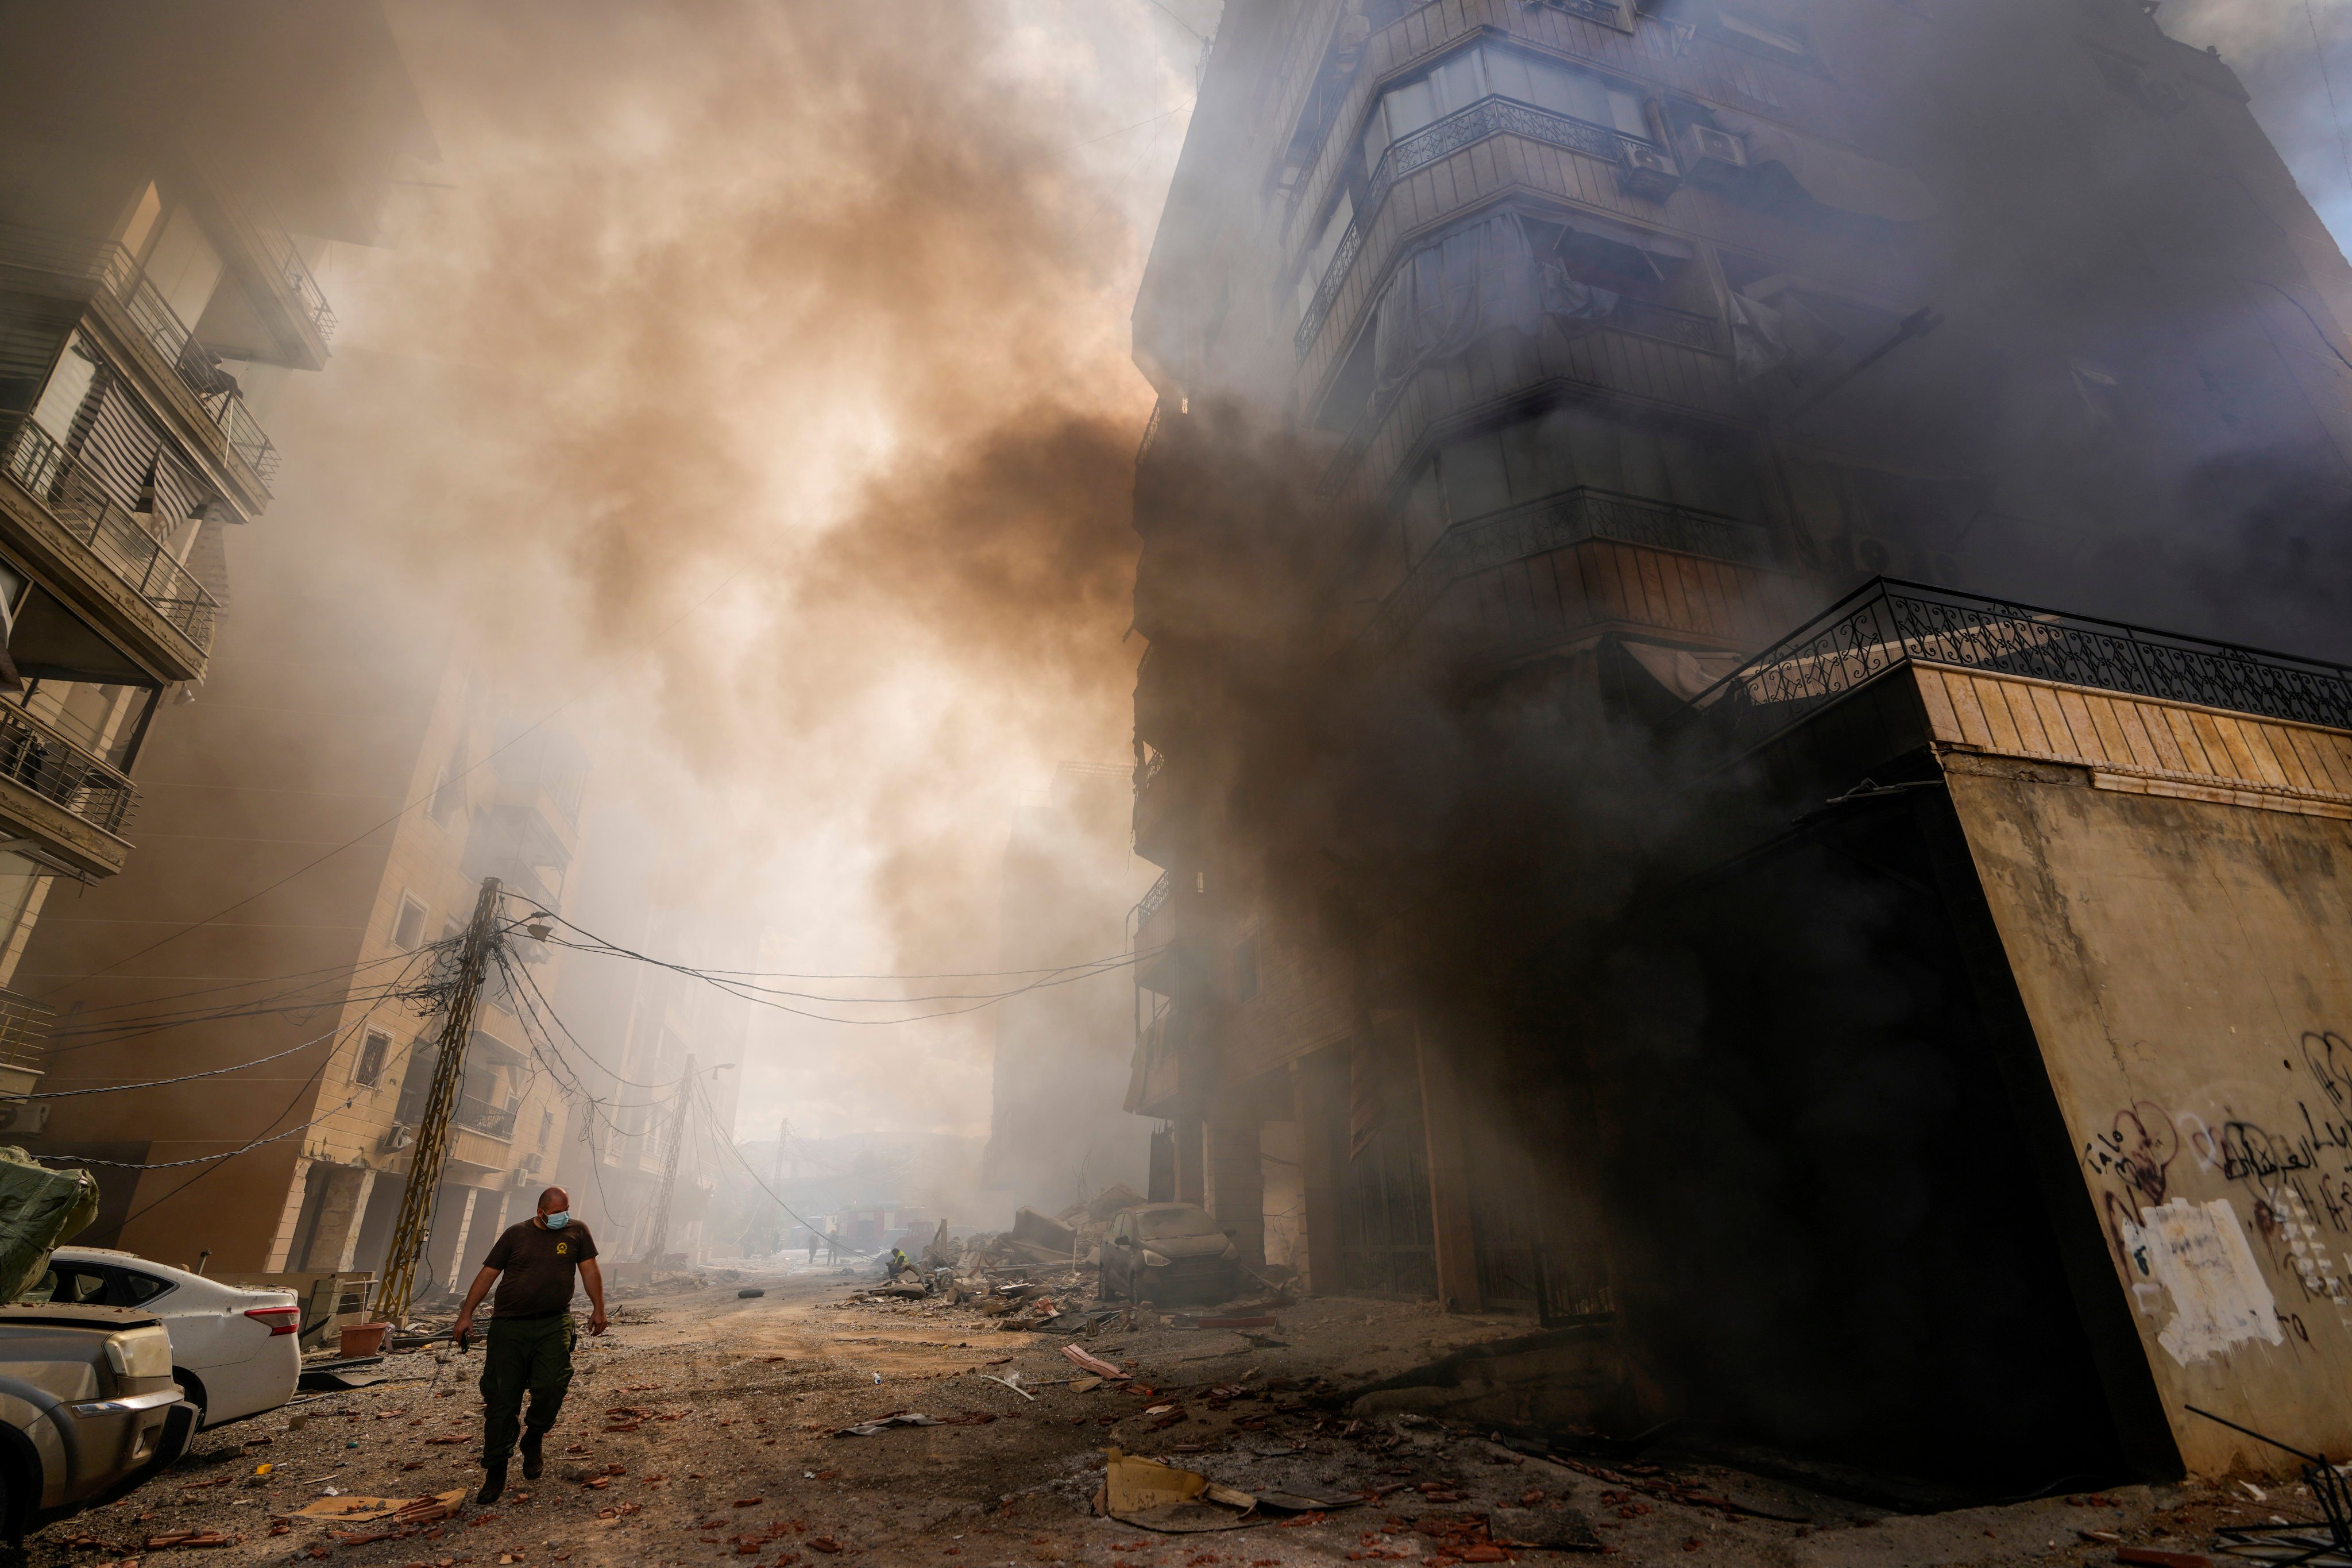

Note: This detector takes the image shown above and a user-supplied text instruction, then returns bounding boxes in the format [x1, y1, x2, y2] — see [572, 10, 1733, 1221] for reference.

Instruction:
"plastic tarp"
[0, 1147, 99, 1301]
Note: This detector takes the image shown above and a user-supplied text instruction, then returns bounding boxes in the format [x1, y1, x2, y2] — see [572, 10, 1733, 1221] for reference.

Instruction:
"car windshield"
[1137, 1208, 1222, 1240]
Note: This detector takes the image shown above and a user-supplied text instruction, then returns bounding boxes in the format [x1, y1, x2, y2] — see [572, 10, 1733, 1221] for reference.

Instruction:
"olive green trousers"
[479, 1314, 573, 1465]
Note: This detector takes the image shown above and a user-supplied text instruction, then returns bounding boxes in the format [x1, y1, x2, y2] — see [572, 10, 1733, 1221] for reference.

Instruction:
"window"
[539, 1109, 554, 1148]
[1362, 44, 1646, 169]
[391, 895, 428, 951]
[430, 766, 461, 824]
[355, 1029, 391, 1088]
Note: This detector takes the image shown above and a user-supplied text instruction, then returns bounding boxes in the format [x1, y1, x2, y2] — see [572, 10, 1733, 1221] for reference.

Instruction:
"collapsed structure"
[1126, 0, 2352, 1486]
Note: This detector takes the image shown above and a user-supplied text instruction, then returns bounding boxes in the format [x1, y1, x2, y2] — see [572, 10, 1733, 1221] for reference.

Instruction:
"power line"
[525, 911, 1149, 1025]
[494, 899, 1148, 980]
[2307, 0, 2352, 209]
[27, 1028, 351, 1097]
[690, 1076, 875, 1259]
[32, 570, 738, 1007]
[37, 946, 445, 1181]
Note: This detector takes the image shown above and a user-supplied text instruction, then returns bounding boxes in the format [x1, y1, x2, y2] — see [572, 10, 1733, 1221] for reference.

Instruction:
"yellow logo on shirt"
[556, 1243, 569, 1255]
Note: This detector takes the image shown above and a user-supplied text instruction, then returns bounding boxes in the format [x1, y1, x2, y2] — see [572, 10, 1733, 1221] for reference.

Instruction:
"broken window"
[391, 894, 428, 950]
[355, 1029, 391, 1087]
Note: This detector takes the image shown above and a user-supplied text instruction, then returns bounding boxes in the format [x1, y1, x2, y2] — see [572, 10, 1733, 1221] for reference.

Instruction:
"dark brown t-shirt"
[480, 1219, 598, 1319]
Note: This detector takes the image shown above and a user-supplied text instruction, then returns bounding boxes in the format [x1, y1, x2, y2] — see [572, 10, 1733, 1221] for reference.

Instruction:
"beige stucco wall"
[1949, 754, 2352, 1476]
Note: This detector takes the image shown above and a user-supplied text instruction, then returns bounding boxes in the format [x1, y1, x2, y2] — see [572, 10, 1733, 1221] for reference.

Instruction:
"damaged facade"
[1129, 0, 2352, 1488]
[0, 3, 428, 1106]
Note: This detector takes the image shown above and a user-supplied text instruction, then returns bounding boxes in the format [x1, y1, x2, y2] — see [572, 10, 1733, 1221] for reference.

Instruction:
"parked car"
[26, 1250, 299, 1430]
[0, 1303, 196, 1539]
[1097, 1203, 1241, 1304]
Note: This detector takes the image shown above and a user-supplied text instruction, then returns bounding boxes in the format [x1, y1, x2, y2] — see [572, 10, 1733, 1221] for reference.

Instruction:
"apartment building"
[1130, 0, 2352, 1482]
[15, 605, 591, 1286]
[0, 3, 430, 1100]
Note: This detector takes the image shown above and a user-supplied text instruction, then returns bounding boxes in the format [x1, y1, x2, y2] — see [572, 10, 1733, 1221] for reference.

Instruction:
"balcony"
[0, 225, 280, 500]
[1296, 96, 1655, 360]
[0, 696, 137, 876]
[455, 1099, 520, 1141]
[1690, 578, 2352, 759]
[1368, 488, 1775, 649]
[0, 988, 53, 1102]
[0, 417, 220, 671]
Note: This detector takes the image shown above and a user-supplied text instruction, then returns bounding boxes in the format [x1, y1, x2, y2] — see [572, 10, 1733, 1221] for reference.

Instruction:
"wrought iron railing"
[1691, 578, 2352, 754]
[455, 1101, 520, 1141]
[1137, 398, 1164, 466]
[0, 694, 138, 837]
[0, 418, 221, 652]
[1132, 870, 1173, 932]
[1365, 488, 1774, 647]
[1134, 749, 1166, 797]
[0, 223, 279, 487]
[1295, 97, 1656, 358]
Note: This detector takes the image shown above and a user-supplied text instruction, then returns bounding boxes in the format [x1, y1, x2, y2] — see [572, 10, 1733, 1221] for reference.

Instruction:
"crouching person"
[452, 1185, 609, 1501]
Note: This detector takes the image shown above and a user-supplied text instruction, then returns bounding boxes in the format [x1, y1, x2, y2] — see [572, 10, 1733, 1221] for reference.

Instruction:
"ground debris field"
[37, 1267, 2320, 1568]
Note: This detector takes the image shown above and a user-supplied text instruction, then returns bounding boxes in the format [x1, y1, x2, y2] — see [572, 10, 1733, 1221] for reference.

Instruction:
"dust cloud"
[250, 1, 1208, 1170]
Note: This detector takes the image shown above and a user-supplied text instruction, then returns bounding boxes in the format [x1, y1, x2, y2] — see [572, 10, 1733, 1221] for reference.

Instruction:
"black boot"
[476, 1461, 507, 1505]
[520, 1433, 544, 1481]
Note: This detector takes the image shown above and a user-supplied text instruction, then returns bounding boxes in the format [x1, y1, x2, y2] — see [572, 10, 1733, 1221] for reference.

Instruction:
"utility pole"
[640, 1054, 694, 1266]
[376, 877, 501, 1326]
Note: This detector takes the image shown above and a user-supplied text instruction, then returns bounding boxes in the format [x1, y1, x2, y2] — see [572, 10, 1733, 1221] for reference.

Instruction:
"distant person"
[452, 1185, 608, 1503]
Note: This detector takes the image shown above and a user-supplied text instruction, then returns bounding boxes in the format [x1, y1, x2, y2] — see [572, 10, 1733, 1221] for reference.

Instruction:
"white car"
[25, 1250, 299, 1430]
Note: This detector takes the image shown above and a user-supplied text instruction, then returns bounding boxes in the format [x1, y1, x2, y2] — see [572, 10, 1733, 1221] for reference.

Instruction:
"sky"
[253, 0, 2352, 1163]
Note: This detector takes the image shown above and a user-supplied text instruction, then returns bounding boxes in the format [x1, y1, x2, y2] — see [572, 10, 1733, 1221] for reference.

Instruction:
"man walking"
[452, 1185, 608, 1503]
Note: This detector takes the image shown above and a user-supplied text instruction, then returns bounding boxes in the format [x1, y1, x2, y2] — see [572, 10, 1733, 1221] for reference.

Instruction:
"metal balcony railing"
[455, 1100, 520, 1141]
[0, 694, 138, 837]
[1137, 398, 1164, 466]
[1601, 296, 1725, 354]
[1690, 577, 2352, 755]
[0, 988, 53, 1086]
[0, 224, 280, 486]
[250, 218, 338, 347]
[1295, 97, 1658, 359]
[1132, 869, 1173, 931]
[0, 418, 221, 653]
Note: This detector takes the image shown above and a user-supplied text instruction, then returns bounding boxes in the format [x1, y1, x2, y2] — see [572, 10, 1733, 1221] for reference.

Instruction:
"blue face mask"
[543, 1210, 571, 1230]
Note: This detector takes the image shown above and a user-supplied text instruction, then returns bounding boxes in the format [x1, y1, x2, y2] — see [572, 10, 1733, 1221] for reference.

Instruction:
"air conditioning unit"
[1617, 141, 1683, 203]
[520, 1152, 543, 1175]
[380, 1122, 415, 1153]
[1678, 123, 1748, 183]
[0, 1100, 48, 1135]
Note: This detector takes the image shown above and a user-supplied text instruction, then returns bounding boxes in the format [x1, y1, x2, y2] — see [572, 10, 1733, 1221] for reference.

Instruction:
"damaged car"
[1098, 1203, 1240, 1304]
[0, 1304, 197, 1540]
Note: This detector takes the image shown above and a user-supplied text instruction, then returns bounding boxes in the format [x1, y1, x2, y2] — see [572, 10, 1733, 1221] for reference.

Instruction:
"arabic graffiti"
[2082, 1032, 2352, 1322]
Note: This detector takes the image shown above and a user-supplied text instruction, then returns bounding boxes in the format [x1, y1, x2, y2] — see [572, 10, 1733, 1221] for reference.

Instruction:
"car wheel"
[173, 1369, 208, 1431]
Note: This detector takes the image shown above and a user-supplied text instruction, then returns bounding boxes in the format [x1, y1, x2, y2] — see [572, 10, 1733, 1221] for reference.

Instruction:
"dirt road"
[32, 1264, 2300, 1567]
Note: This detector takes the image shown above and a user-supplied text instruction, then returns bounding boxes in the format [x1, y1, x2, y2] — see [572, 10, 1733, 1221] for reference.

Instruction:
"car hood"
[1142, 1234, 1230, 1260]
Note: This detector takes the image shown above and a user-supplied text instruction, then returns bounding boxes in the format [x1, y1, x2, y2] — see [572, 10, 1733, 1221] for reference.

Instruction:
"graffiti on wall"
[2081, 1032, 2352, 1363]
